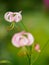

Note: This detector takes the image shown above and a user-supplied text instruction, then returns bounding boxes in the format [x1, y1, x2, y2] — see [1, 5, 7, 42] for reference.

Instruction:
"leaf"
[0, 60, 10, 64]
[17, 47, 27, 56]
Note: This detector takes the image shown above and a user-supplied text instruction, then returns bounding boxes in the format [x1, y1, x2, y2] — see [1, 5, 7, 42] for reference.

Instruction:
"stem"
[21, 21, 28, 32]
[26, 53, 31, 65]
[7, 22, 15, 31]
[32, 40, 49, 65]
[26, 46, 32, 65]
[10, 22, 15, 30]
[29, 56, 31, 65]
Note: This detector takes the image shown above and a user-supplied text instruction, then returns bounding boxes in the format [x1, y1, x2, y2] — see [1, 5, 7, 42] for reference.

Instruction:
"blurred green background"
[0, 0, 49, 65]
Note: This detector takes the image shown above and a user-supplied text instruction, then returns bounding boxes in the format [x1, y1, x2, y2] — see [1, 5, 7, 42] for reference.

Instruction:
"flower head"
[34, 44, 41, 52]
[4, 11, 22, 22]
[12, 31, 34, 48]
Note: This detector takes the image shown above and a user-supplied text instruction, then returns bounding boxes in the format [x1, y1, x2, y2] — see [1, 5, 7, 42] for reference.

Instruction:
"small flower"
[4, 11, 22, 22]
[12, 31, 34, 48]
[34, 44, 41, 52]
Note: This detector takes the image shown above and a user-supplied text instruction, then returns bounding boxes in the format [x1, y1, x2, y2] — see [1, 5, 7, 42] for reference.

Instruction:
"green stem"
[10, 23, 14, 30]
[29, 56, 31, 65]
[26, 46, 32, 65]
[9, 22, 15, 31]
[26, 53, 31, 65]
[21, 21, 28, 32]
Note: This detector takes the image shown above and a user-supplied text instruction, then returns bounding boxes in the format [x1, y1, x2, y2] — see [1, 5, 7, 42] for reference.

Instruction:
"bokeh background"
[0, 0, 49, 65]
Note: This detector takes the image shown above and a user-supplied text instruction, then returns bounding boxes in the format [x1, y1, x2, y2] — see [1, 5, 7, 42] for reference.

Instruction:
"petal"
[12, 33, 21, 48]
[27, 33, 34, 46]
[13, 12, 22, 22]
[19, 36, 28, 46]
[22, 32, 34, 46]
[19, 11, 22, 14]
[4, 12, 14, 22]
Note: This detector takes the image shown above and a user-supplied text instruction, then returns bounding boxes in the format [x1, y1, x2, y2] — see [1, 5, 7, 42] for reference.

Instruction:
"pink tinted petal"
[19, 36, 28, 46]
[4, 12, 13, 22]
[14, 12, 22, 22]
[12, 33, 21, 47]
[23, 33, 34, 46]
[9, 14, 14, 22]
[11, 32, 26, 48]
[20, 32, 34, 46]
[27, 33, 34, 46]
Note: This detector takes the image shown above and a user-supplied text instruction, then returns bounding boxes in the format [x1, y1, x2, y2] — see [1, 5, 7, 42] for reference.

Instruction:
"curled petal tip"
[19, 11, 22, 14]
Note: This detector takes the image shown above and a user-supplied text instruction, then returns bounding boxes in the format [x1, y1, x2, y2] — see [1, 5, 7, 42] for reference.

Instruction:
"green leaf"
[0, 60, 10, 64]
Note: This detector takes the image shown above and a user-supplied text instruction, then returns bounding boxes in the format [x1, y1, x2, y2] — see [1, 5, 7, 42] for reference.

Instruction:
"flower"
[12, 31, 34, 48]
[4, 11, 22, 22]
[34, 44, 41, 52]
